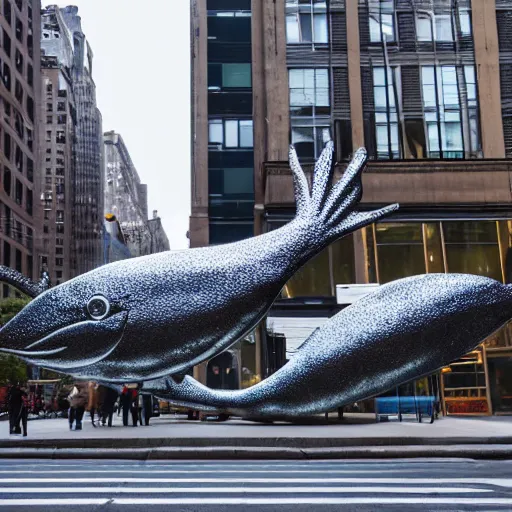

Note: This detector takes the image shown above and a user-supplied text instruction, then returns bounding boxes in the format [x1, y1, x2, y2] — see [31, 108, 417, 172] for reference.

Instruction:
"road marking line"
[0, 469, 423, 474]
[0, 477, 511, 486]
[0, 487, 490, 494]
[0, 497, 511, 506]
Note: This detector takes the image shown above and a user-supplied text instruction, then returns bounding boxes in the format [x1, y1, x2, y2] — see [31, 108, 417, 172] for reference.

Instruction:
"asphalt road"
[0, 458, 512, 511]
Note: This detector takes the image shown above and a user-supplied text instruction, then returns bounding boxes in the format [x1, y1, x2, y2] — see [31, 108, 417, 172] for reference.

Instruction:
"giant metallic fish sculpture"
[144, 274, 512, 420]
[0, 143, 397, 382]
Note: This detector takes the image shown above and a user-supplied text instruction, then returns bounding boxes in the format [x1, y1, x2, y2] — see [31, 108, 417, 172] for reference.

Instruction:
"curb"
[1, 445, 512, 460]
[2, 436, 512, 450]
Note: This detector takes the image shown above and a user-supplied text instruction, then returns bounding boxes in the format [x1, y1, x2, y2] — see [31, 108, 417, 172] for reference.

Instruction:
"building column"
[472, 0, 505, 158]
[252, 0, 289, 237]
[346, 1, 365, 150]
[190, 0, 210, 249]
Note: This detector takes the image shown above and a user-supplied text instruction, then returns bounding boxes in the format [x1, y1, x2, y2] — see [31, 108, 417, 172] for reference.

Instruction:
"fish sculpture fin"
[0, 265, 49, 299]
[289, 142, 399, 242]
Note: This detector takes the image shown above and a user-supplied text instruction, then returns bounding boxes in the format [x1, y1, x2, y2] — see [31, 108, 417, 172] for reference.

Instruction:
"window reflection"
[444, 221, 501, 281]
[282, 234, 354, 298]
[424, 223, 445, 273]
[376, 223, 425, 284]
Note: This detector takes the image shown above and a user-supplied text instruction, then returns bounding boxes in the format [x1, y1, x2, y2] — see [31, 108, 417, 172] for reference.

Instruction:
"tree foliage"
[0, 297, 31, 385]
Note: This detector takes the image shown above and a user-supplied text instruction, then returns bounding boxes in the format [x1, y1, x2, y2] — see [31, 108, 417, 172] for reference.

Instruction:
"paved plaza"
[1, 413, 511, 447]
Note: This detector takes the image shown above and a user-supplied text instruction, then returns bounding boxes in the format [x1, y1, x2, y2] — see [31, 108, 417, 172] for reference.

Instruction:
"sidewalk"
[1, 413, 511, 459]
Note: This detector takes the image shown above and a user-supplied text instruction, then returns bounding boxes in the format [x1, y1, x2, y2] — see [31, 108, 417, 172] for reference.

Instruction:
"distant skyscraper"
[60, 6, 104, 275]
[104, 130, 165, 257]
[0, 0, 42, 297]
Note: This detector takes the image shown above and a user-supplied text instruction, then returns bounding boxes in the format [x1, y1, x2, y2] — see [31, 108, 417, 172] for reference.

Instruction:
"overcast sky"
[56, 1, 191, 250]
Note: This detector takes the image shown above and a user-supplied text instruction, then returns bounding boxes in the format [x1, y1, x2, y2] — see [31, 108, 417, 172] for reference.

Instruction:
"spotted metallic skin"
[148, 274, 512, 420]
[0, 144, 397, 382]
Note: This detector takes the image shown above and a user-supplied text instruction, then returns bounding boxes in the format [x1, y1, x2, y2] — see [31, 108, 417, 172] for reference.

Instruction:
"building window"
[15, 17, 22, 42]
[26, 189, 32, 215]
[208, 63, 251, 90]
[3, 0, 11, 26]
[416, 13, 453, 42]
[226, 64, 250, 87]
[3, 168, 11, 196]
[369, 0, 395, 43]
[291, 125, 331, 160]
[208, 119, 253, 148]
[14, 179, 22, 205]
[373, 67, 399, 159]
[14, 79, 23, 103]
[443, 221, 502, 282]
[286, 0, 328, 44]
[459, 11, 472, 37]
[2, 63, 11, 90]
[3, 30, 11, 57]
[464, 65, 480, 154]
[55, 258, 63, 267]
[289, 68, 329, 116]
[27, 64, 33, 87]
[3, 132, 11, 161]
[14, 48, 22, 73]
[289, 68, 330, 159]
[421, 65, 463, 158]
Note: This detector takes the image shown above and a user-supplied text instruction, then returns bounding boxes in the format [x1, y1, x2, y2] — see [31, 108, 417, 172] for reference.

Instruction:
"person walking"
[102, 386, 119, 427]
[140, 393, 154, 426]
[18, 384, 28, 437]
[7, 383, 22, 435]
[68, 381, 89, 431]
[120, 385, 132, 427]
[130, 385, 139, 427]
[87, 382, 99, 427]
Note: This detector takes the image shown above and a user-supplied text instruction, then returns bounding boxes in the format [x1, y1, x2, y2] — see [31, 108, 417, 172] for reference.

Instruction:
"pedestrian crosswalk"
[0, 459, 511, 509]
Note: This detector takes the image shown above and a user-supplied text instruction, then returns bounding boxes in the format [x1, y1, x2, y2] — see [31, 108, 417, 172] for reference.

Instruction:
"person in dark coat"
[7, 383, 22, 435]
[102, 386, 119, 427]
[130, 386, 139, 427]
[18, 385, 28, 437]
[120, 385, 132, 427]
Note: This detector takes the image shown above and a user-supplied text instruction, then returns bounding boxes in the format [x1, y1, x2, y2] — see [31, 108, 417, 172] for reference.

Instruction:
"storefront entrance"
[487, 355, 512, 414]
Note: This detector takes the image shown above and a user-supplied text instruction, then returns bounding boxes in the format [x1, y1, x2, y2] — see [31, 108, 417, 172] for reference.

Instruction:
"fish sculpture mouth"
[0, 311, 128, 370]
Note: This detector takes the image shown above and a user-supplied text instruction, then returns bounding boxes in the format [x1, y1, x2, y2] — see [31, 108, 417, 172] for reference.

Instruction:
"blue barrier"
[375, 396, 436, 423]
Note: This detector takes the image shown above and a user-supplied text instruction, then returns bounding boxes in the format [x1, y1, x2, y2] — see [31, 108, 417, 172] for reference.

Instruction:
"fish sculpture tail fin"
[289, 142, 399, 243]
[158, 375, 232, 413]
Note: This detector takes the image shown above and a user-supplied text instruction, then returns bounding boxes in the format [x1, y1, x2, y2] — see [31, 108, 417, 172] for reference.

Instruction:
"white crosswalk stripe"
[0, 459, 511, 509]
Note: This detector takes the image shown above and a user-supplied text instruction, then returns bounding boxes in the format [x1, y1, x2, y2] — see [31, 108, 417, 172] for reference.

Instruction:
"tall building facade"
[190, 0, 255, 248]
[103, 130, 152, 257]
[0, 0, 41, 297]
[191, 0, 512, 414]
[40, 6, 76, 285]
[38, 5, 104, 279]
[60, 6, 104, 275]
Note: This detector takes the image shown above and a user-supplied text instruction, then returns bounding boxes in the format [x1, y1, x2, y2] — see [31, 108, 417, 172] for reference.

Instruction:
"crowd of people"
[67, 382, 154, 431]
[7, 381, 156, 436]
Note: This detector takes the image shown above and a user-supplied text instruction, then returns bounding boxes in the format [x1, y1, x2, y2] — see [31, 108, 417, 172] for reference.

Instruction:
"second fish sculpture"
[145, 273, 512, 420]
[0, 143, 397, 382]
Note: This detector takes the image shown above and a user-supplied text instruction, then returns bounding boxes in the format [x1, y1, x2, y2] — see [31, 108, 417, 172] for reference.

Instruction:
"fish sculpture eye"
[86, 295, 110, 321]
